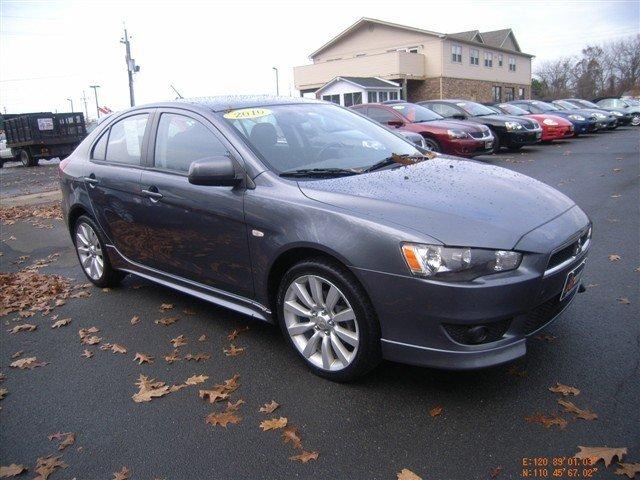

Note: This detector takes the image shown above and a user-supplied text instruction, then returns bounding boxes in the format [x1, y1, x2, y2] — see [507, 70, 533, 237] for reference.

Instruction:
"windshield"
[531, 101, 559, 112]
[223, 103, 421, 173]
[496, 103, 528, 115]
[389, 103, 443, 122]
[625, 99, 639, 106]
[454, 101, 497, 116]
[572, 99, 599, 109]
[554, 100, 578, 110]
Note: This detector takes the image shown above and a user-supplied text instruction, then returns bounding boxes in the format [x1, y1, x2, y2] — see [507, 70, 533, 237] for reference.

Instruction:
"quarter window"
[470, 49, 479, 66]
[451, 44, 462, 63]
[484, 52, 493, 67]
[154, 113, 227, 173]
[509, 57, 516, 71]
[91, 130, 108, 160]
[105, 114, 148, 165]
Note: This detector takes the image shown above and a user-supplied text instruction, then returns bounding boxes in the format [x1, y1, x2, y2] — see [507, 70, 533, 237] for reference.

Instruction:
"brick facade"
[407, 77, 530, 103]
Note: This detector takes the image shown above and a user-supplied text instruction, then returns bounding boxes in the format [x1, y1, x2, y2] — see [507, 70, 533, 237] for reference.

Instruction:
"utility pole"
[121, 25, 140, 107]
[66, 98, 74, 112]
[272, 67, 279, 96]
[90, 85, 101, 118]
[80, 90, 89, 120]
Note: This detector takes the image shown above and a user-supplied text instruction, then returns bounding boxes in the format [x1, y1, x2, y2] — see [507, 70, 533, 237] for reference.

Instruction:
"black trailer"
[3, 112, 87, 167]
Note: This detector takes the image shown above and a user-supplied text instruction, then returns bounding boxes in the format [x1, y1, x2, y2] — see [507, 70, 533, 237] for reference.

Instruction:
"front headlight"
[569, 114, 585, 121]
[542, 118, 559, 126]
[447, 129, 469, 139]
[594, 112, 606, 119]
[611, 111, 623, 117]
[401, 243, 522, 281]
[505, 121, 523, 131]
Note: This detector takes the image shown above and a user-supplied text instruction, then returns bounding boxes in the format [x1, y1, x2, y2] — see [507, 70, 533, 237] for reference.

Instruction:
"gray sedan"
[59, 96, 591, 381]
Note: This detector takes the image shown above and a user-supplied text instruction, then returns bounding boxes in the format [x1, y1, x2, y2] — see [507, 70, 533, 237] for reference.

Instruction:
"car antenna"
[170, 84, 184, 99]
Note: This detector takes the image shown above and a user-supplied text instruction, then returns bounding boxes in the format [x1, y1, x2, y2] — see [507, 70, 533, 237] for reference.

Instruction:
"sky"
[1, 0, 638, 119]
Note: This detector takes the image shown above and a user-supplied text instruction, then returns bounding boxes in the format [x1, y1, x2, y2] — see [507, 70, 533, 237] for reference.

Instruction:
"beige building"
[294, 18, 533, 103]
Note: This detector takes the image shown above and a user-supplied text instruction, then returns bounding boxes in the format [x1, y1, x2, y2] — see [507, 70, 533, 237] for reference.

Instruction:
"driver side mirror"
[387, 120, 404, 128]
[188, 156, 240, 187]
[451, 114, 467, 120]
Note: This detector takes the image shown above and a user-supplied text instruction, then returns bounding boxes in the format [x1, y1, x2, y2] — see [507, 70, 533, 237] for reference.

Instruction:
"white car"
[0, 133, 18, 166]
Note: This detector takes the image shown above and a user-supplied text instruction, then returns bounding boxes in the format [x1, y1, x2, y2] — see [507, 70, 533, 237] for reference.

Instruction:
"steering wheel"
[313, 142, 343, 163]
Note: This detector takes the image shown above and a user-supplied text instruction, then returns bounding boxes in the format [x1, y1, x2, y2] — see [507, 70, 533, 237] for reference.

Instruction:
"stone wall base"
[407, 77, 530, 103]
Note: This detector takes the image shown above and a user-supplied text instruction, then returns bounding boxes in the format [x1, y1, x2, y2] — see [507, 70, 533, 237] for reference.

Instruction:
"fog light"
[466, 326, 488, 344]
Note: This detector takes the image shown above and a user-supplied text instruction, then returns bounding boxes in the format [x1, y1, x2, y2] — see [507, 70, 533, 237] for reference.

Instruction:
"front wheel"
[276, 258, 381, 381]
[422, 136, 441, 153]
[507, 145, 523, 151]
[73, 215, 125, 288]
[631, 114, 640, 126]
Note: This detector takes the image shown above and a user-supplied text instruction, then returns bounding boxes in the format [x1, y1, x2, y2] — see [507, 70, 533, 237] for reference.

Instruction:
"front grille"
[547, 229, 590, 270]
[443, 319, 511, 345]
[523, 291, 575, 335]
[469, 131, 488, 139]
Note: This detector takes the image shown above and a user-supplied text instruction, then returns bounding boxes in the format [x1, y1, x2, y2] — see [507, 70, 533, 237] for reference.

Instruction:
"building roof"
[310, 17, 532, 59]
[315, 77, 400, 96]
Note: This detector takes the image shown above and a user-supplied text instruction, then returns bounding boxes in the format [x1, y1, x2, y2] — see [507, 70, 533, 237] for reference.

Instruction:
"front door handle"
[83, 174, 99, 187]
[141, 186, 163, 202]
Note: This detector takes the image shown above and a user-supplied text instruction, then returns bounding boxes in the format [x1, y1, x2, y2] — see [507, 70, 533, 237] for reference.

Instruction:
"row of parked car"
[349, 97, 640, 157]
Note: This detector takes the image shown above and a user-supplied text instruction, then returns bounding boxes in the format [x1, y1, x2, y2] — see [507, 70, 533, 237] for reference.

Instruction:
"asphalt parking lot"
[1, 128, 638, 480]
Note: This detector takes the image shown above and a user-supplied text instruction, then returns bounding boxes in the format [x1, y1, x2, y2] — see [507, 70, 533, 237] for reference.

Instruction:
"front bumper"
[504, 129, 542, 147]
[445, 135, 495, 157]
[541, 124, 573, 141]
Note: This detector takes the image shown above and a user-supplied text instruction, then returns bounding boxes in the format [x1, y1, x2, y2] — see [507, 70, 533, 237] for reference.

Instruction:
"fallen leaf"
[10, 357, 48, 370]
[48, 432, 75, 451]
[101, 288, 110, 293]
[7, 324, 36, 334]
[534, 332, 557, 342]
[226, 399, 245, 411]
[259, 400, 280, 414]
[289, 451, 318, 463]
[397, 469, 422, 480]
[130, 315, 140, 325]
[155, 316, 178, 326]
[159, 303, 173, 311]
[0, 464, 27, 477]
[227, 326, 250, 341]
[51, 318, 71, 329]
[609, 254, 621, 262]
[82, 335, 101, 345]
[33, 455, 67, 480]
[489, 466, 503, 478]
[164, 350, 181, 363]
[134, 353, 154, 365]
[101, 343, 127, 354]
[78, 327, 99, 339]
[549, 383, 580, 396]
[184, 352, 210, 362]
[618, 297, 631, 305]
[574, 446, 627, 467]
[198, 334, 207, 342]
[585, 283, 599, 289]
[282, 425, 303, 449]
[113, 466, 131, 480]
[558, 399, 597, 420]
[223, 344, 245, 357]
[0, 388, 7, 400]
[81, 350, 93, 359]
[205, 409, 241, 428]
[170, 335, 187, 348]
[429, 405, 443, 418]
[11, 351, 23, 359]
[132, 375, 171, 403]
[507, 365, 527, 377]
[200, 388, 229, 403]
[260, 417, 288, 431]
[615, 463, 640, 478]
[183, 308, 197, 315]
[525, 412, 568, 429]
[184, 374, 209, 385]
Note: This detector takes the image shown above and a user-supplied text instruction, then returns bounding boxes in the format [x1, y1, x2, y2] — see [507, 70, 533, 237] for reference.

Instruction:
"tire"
[422, 136, 441, 153]
[276, 258, 381, 382]
[19, 149, 38, 167]
[72, 214, 125, 288]
[490, 130, 501, 153]
[507, 145, 523, 151]
[631, 114, 640, 126]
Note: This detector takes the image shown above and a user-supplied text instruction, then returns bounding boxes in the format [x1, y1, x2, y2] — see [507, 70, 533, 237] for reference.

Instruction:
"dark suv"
[60, 96, 591, 381]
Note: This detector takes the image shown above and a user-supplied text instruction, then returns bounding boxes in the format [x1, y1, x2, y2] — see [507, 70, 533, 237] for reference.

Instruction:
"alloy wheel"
[75, 222, 104, 281]
[631, 115, 640, 126]
[283, 275, 359, 371]
[423, 137, 440, 152]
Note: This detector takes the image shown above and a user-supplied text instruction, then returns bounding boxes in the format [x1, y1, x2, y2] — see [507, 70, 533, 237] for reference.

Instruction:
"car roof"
[128, 95, 322, 113]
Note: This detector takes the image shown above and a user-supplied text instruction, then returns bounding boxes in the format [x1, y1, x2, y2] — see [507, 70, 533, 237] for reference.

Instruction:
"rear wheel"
[73, 215, 125, 287]
[490, 130, 501, 153]
[276, 258, 381, 381]
[631, 114, 640, 126]
[19, 149, 38, 167]
[422, 136, 441, 153]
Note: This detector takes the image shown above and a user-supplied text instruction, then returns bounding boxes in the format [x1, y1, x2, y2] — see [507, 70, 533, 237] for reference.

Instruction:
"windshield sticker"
[392, 105, 405, 110]
[361, 140, 384, 150]
[223, 108, 272, 120]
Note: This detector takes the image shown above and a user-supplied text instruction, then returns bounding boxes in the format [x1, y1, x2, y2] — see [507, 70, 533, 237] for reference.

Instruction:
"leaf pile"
[0, 203, 62, 229]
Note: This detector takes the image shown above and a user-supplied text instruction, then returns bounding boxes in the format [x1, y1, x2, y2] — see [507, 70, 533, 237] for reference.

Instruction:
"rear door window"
[105, 114, 148, 165]
[154, 113, 228, 173]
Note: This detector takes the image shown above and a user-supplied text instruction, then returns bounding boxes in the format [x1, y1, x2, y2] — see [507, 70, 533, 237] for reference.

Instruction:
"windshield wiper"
[362, 153, 431, 173]
[279, 168, 359, 178]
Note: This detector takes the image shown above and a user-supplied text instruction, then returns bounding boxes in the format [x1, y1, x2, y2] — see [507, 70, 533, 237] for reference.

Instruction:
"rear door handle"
[141, 187, 163, 202]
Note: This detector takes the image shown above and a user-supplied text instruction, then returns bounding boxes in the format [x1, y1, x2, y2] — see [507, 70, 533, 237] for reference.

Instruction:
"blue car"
[552, 100, 617, 130]
[509, 100, 599, 136]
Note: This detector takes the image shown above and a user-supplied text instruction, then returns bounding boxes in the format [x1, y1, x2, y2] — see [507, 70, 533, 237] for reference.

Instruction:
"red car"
[350, 102, 494, 157]
[490, 103, 573, 141]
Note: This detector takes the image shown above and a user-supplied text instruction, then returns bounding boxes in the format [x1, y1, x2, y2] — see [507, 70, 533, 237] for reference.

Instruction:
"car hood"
[298, 157, 575, 250]
[469, 114, 536, 128]
[418, 119, 486, 132]
[526, 114, 572, 126]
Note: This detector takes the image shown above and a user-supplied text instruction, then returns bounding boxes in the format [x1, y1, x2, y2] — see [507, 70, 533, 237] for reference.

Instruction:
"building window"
[322, 94, 340, 104]
[509, 57, 516, 71]
[408, 47, 419, 53]
[367, 91, 377, 103]
[492, 86, 502, 102]
[378, 91, 388, 102]
[518, 87, 525, 99]
[389, 91, 399, 100]
[484, 52, 493, 67]
[505, 87, 515, 101]
[344, 92, 362, 107]
[451, 44, 462, 63]
[470, 49, 479, 66]
[498, 54, 503, 67]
